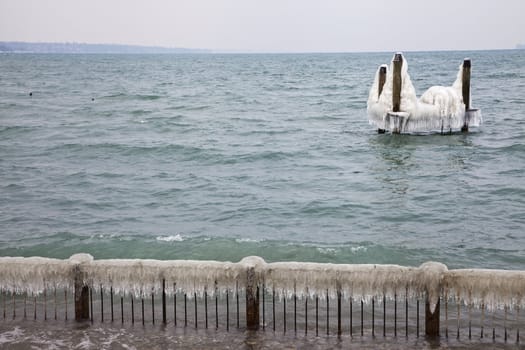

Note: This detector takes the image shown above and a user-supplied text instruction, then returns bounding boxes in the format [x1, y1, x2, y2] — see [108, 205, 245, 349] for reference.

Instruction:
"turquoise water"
[1, 51, 524, 270]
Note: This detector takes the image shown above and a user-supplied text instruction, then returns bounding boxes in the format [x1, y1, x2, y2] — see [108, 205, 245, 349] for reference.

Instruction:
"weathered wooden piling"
[425, 298, 440, 337]
[246, 265, 259, 330]
[74, 265, 89, 321]
[378, 66, 387, 98]
[392, 53, 403, 113]
[389, 53, 404, 134]
[244, 258, 261, 331]
[377, 65, 387, 134]
[461, 58, 471, 132]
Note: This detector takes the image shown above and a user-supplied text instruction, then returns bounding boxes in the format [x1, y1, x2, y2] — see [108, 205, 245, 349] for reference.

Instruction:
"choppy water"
[0, 50, 524, 348]
[0, 320, 519, 350]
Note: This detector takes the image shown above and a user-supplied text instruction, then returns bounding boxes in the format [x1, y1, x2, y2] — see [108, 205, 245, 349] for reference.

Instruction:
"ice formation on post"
[0, 257, 73, 294]
[443, 269, 525, 311]
[367, 53, 482, 133]
[1, 255, 524, 311]
[86, 258, 244, 298]
[264, 262, 419, 301]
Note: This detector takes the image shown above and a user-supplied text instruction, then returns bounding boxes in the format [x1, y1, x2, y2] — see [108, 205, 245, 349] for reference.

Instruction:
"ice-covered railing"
[0, 254, 524, 336]
[367, 53, 482, 133]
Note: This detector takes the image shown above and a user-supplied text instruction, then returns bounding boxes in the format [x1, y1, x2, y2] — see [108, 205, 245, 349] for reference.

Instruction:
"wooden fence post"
[461, 58, 471, 132]
[246, 265, 259, 330]
[71, 254, 93, 321]
[74, 265, 89, 321]
[419, 261, 446, 338]
[425, 297, 440, 337]
[241, 256, 265, 331]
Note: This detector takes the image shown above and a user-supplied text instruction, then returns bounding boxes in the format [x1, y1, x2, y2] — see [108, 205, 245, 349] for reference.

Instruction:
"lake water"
[0, 50, 524, 348]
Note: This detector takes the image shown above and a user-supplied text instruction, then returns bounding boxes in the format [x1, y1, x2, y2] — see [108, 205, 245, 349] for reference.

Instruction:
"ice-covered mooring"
[367, 53, 482, 134]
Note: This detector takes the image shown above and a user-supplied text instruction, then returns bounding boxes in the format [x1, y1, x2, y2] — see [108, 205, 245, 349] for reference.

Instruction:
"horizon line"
[0, 40, 521, 55]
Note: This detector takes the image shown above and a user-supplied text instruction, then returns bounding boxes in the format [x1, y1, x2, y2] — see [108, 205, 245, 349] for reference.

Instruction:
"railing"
[1, 255, 523, 342]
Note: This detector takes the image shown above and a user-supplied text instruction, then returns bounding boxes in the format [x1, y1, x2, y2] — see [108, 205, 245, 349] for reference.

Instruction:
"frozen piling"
[460, 58, 481, 132]
[376, 65, 388, 134]
[392, 53, 403, 113]
[367, 53, 482, 134]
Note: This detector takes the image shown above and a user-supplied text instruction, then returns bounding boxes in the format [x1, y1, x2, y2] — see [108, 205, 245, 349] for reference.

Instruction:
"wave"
[131, 109, 153, 116]
[48, 142, 216, 159]
[156, 234, 185, 242]
[0, 125, 36, 136]
[134, 94, 162, 100]
[1, 232, 521, 269]
[227, 150, 309, 163]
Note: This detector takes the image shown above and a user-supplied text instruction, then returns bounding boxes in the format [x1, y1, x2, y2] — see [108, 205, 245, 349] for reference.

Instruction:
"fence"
[1, 255, 523, 343]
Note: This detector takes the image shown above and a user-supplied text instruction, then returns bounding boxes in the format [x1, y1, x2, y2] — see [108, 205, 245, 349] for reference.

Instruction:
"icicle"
[263, 261, 421, 303]
[443, 269, 525, 312]
[0, 257, 73, 295]
[417, 262, 448, 313]
[1, 254, 523, 314]
[367, 54, 482, 133]
[85, 258, 244, 298]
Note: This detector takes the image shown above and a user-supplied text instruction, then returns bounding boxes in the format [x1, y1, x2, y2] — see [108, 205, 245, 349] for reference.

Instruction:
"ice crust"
[367, 54, 482, 133]
[0, 257, 73, 294]
[0, 255, 523, 311]
[444, 269, 525, 311]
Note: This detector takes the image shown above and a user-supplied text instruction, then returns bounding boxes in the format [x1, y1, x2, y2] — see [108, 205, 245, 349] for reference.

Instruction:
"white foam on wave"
[75, 333, 96, 350]
[316, 245, 367, 255]
[350, 246, 368, 253]
[0, 326, 24, 345]
[0, 326, 69, 348]
[155, 234, 184, 242]
[316, 247, 337, 255]
[235, 238, 262, 243]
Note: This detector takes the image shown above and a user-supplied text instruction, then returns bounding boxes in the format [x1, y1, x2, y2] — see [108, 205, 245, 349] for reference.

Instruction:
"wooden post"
[378, 65, 387, 98]
[425, 297, 440, 337]
[392, 53, 403, 113]
[390, 53, 404, 134]
[246, 266, 259, 330]
[461, 58, 471, 132]
[74, 265, 89, 321]
[378, 65, 387, 134]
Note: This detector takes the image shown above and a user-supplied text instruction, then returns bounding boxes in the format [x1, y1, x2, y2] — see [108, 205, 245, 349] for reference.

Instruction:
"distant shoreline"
[0, 41, 210, 54]
[0, 41, 522, 54]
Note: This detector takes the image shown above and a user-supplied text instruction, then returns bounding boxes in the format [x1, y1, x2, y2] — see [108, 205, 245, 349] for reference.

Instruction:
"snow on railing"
[0, 254, 524, 336]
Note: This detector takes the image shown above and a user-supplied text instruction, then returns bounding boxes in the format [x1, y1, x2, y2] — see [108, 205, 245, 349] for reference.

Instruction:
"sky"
[1, 0, 524, 53]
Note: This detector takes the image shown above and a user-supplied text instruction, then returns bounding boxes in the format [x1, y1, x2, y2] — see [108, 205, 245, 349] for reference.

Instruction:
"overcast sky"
[1, 0, 524, 53]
